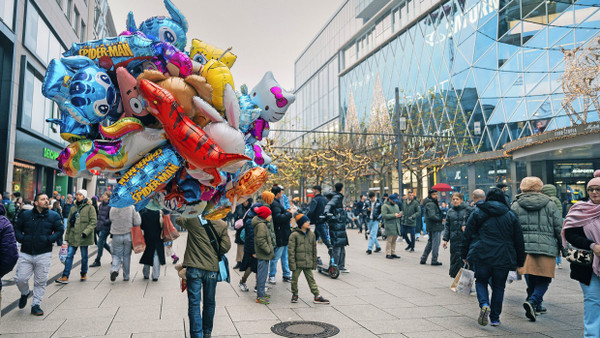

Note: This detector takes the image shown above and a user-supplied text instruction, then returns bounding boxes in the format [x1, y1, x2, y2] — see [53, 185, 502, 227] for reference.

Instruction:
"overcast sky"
[106, 0, 345, 90]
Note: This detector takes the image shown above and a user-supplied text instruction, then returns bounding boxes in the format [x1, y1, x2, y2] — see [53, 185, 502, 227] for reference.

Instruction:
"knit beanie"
[588, 170, 600, 189]
[255, 206, 271, 219]
[295, 214, 310, 227]
[261, 191, 275, 205]
[520, 176, 543, 192]
[77, 189, 88, 198]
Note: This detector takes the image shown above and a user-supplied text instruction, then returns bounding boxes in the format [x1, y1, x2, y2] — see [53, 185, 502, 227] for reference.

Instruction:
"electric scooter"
[315, 218, 340, 279]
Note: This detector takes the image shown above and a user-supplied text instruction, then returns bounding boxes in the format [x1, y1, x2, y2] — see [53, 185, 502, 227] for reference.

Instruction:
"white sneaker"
[340, 268, 350, 273]
[253, 286, 269, 293]
[268, 276, 276, 284]
[238, 282, 249, 292]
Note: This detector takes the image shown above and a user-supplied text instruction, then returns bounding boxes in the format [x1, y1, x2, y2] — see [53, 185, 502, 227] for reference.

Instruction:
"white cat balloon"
[250, 71, 295, 122]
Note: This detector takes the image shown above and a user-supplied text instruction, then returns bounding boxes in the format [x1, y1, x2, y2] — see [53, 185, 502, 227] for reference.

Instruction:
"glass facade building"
[286, 0, 600, 200]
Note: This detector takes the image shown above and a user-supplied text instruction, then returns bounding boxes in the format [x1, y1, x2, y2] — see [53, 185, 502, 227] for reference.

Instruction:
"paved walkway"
[0, 227, 584, 337]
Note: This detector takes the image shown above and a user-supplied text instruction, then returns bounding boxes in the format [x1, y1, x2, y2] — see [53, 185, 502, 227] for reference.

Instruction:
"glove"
[110, 234, 113, 238]
[81, 233, 87, 238]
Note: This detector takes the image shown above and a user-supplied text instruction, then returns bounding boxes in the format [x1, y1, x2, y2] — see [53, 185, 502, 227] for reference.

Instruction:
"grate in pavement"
[271, 321, 339, 337]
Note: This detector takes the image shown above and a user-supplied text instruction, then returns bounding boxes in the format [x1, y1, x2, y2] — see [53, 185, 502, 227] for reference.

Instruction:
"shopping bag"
[455, 264, 474, 295]
[59, 242, 69, 264]
[217, 255, 230, 283]
[162, 214, 180, 242]
[507, 270, 519, 284]
[131, 226, 146, 254]
[450, 269, 462, 292]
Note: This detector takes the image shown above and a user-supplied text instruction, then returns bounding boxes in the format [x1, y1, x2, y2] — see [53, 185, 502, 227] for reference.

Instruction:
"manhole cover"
[271, 321, 339, 337]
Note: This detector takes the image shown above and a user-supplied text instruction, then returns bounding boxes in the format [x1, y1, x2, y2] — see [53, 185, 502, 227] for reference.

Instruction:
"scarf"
[562, 200, 600, 277]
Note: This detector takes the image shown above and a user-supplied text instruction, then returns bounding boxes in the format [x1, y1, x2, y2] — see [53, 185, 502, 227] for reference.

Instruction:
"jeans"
[402, 225, 416, 250]
[581, 273, 600, 338]
[186, 267, 218, 338]
[314, 223, 331, 248]
[525, 274, 552, 305]
[332, 246, 346, 269]
[367, 220, 381, 251]
[111, 233, 132, 280]
[421, 231, 441, 263]
[96, 230, 111, 262]
[474, 264, 509, 322]
[14, 252, 52, 306]
[143, 251, 161, 280]
[257, 259, 269, 298]
[62, 246, 88, 278]
[269, 246, 291, 279]
[291, 268, 319, 296]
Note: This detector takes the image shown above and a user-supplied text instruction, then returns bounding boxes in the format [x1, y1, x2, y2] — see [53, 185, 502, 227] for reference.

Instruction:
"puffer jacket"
[271, 199, 292, 247]
[443, 203, 472, 243]
[462, 200, 525, 270]
[364, 199, 382, 221]
[307, 194, 328, 225]
[15, 206, 64, 255]
[423, 197, 443, 232]
[402, 199, 421, 227]
[288, 228, 317, 271]
[176, 218, 230, 272]
[96, 201, 111, 232]
[511, 192, 562, 257]
[252, 216, 274, 261]
[0, 204, 19, 289]
[109, 205, 141, 235]
[65, 199, 97, 247]
[324, 191, 349, 247]
[381, 200, 401, 236]
[542, 184, 562, 219]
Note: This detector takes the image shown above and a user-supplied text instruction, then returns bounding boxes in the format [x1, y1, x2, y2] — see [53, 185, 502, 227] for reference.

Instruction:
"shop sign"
[43, 148, 59, 160]
[572, 168, 594, 175]
[488, 169, 507, 175]
[505, 121, 600, 153]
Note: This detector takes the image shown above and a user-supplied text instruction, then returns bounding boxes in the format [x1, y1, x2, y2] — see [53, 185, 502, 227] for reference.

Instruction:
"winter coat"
[62, 202, 73, 219]
[462, 200, 525, 270]
[443, 203, 472, 243]
[511, 192, 563, 257]
[307, 194, 328, 225]
[2, 198, 15, 222]
[402, 199, 421, 227]
[381, 201, 401, 236]
[15, 206, 63, 255]
[288, 228, 317, 271]
[109, 206, 141, 235]
[66, 199, 97, 247]
[564, 226, 595, 286]
[324, 191, 349, 247]
[0, 204, 18, 290]
[243, 203, 261, 254]
[541, 184, 563, 219]
[234, 203, 251, 245]
[423, 197, 443, 233]
[96, 201, 111, 232]
[364, 199, 382, 221]
[139, 209, 166, 266]
[271, 198, 292, 247]
[252, 216, 274, 261]
[176, 218, 231, 272]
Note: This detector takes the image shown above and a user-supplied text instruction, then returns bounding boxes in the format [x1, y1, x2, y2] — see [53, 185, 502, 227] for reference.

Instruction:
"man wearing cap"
[420, 189, 443, 266]
[56, 190, 97, 284]
[382, 194, 402, 259]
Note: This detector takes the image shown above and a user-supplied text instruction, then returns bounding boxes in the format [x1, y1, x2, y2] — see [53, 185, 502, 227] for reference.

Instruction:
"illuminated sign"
[43, 148, 59, 160]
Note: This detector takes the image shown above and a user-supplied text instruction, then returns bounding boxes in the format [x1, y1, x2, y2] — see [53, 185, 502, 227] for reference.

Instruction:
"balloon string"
[217, 47, 233, 62]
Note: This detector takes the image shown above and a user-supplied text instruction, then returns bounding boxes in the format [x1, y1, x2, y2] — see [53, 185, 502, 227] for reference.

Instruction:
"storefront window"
[553, 161, 598, 204]
[475, 159, 511, 195]
[13, 162, 36, 202]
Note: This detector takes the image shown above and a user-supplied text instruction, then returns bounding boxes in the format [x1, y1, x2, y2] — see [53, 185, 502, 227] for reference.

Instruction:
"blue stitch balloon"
[127, 0, 188, 51]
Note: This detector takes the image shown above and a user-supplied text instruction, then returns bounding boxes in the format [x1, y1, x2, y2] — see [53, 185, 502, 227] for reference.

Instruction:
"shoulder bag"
[201, 218, 230, 283]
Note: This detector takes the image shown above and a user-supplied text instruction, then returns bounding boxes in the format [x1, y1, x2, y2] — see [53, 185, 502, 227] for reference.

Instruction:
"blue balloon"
[46, 112, 98, 142]
[63, 34, 157, 68]
[109, 144, 182, 208]
[42, 56, 120, 125]
[126, 0, 188, 51]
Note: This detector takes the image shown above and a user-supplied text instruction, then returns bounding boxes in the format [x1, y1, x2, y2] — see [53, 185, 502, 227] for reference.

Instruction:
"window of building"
[0, 0, 15, 29]
[21, 65, 62, 142]
[80, 21, 86, 42]
[24, 1, 65, 65]
[73, 7, 79, 33]
[66, 0, 73, 20]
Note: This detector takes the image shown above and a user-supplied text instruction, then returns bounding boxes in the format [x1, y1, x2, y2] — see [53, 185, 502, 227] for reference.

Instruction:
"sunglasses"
[588, 187, 600, 193]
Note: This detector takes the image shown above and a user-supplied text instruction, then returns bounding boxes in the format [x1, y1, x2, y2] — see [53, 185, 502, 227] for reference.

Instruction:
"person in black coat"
[269, 186, 292, 283]
[233, 198, 253, 269]
[324, 183, 349, 272]
[91, 192, 112, 267]
[139, 208, 166, 281]
[442, 193, 472, 278]
[462, 188, 525, 327]
[306, 185, 328, 243]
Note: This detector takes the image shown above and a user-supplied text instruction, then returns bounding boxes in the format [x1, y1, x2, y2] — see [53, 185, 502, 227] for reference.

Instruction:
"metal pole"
[395, 87, 403, 195]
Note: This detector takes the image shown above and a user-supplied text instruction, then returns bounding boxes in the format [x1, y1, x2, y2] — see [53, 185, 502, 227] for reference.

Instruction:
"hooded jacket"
[511, 192, 562, 256]
[288, 227, 317, 270]
[271, 198, 292, 247]
[66, 199, 97, 247]
[402, 198, 421, 227]
[443, 202, 472, 243]
[96, 201, 111, 232]
[462, 200, 525, 270]
[0, 204, 19, 289]
[252, 216, 274, 261]
[381, 200, 401, 236]
[423, 197, 443, 233]
[15, 205, 63, 255]
[541, 184, 562, 219]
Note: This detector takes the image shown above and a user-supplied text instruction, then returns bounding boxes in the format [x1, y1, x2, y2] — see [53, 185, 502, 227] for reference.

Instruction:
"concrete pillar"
[468, 164, 476, 194]
[510, 160, 517, 198]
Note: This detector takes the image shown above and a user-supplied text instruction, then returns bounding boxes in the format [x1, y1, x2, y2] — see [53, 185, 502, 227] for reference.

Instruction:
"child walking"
[289, 214, 330, 304]
[252, 206, 274, 305]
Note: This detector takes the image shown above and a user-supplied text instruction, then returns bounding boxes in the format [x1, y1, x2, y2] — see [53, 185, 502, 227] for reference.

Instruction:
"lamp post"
[312, 140, 320, 185]
[395, 87, 407, 195]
